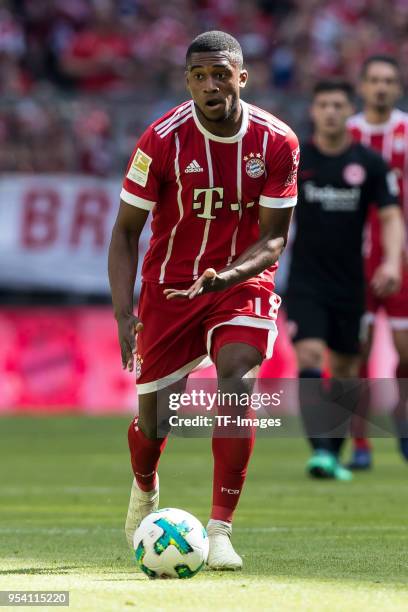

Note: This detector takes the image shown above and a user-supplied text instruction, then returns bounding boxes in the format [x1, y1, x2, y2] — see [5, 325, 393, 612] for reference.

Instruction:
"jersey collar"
[191, 99, 249, 143]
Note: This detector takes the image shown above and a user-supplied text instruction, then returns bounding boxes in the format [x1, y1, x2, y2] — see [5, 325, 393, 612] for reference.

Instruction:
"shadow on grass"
[94, 576, 145, 582]
[0, 565, 85, 575]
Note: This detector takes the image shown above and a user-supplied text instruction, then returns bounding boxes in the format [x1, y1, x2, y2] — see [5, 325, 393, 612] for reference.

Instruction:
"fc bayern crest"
[244, 153, 265, 178]
[343, 163, 366, 186]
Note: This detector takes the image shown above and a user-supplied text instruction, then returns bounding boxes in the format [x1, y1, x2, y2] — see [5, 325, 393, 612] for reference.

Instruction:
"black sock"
[331, 437, 345, 456]
[299, 368, 332, 453]
[393, 366, 408, 438]
[325, 378, 361, 458]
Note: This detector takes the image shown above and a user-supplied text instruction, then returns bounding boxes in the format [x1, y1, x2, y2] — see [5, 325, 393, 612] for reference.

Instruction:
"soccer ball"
[133, 508, 209, 579]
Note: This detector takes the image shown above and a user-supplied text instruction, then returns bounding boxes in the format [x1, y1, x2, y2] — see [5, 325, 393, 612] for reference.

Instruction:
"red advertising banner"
[0, 308, 135, 412]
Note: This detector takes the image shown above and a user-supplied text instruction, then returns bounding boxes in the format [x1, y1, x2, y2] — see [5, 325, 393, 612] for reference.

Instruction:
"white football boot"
[125, 474, 159, 549]
[206, 519, 243, 570]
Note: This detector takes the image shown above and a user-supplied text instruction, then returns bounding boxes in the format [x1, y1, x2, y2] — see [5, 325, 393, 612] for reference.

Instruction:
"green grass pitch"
[1, 416, 407, 611]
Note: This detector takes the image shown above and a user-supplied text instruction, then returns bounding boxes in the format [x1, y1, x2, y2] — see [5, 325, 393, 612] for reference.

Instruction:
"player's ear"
[185, 70, 191, 93]
[239, 69, 248, 89]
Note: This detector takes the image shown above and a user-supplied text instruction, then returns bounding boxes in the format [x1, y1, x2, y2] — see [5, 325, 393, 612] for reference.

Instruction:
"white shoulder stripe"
[158, 113, 193, 138]
[249, 115, 287, 136]
[249, 112, 289, 134]
[249, 107, 289, 132]
[159, 132, 184, 283]
[262, 131, 269, 160]
[154, 103, 191, 133]
[156, 105, 192, 135]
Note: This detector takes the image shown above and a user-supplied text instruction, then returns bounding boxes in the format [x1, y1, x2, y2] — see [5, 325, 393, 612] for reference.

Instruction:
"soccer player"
[348, 56, 408, 468]
[108, 31, 299, 569]
[285, 80, 404, 480]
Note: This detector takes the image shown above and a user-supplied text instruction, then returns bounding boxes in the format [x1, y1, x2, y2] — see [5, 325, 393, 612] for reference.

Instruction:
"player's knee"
[216, 344, 262, 379]
[359, 343, 371, 363]
[396, 347, 408, 367]
[138, 418, 171, 440]
[391, 329, 408, 364]
[295, 343, 324, 371]
[331, 362, 359, 378]
[136, 393, 163, 439]
[137, 418, 157, 440]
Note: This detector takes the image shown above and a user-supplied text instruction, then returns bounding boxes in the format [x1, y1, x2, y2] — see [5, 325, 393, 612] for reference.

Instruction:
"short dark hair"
[360, 54, 400, 79]
[313, 80, 354, 101]
[186, 31, 243, 68]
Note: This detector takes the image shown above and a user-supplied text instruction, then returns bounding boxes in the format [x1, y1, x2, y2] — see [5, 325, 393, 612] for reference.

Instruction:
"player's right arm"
[109, 126, 162, 371]
[108, 202, 149, 371]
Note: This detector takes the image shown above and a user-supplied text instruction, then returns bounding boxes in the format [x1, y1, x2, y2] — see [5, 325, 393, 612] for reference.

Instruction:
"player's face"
[310, 91, 353, 137]
[360, 62, 401, 112]
[186, 52, 248, 123]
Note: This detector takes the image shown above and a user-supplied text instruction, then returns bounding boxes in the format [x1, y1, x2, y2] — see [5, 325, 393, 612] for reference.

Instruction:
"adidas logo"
[185, 160, 203, 173]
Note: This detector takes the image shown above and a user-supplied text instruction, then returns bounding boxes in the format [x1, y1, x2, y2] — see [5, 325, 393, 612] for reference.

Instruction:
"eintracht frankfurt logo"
[244, 153, 265, 178]
[343, 163, 366, 186]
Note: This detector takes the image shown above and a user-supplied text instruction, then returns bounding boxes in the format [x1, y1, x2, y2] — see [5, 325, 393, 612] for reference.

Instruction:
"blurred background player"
[285, 80, 404, 480]
[348, 56, 408, 468]
[108, 31, 298, 569]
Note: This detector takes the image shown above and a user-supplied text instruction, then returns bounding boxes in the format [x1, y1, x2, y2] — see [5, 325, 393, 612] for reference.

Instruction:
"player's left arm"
[370, 160, 405, 297]
[164, 130, 299, 299]
[374, 206, 405, 297]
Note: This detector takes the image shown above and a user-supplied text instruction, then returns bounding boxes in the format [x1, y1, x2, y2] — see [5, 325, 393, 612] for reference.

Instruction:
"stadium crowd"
[1, 0, 408, 174]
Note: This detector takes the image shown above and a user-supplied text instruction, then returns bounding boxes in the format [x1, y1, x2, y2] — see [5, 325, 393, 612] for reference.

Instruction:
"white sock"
[207, 519, 232, 531]
[133, 474, 158, 497]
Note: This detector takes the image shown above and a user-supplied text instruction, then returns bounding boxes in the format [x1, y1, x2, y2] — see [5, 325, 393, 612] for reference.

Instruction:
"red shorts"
[135, 276, 281, 394]
[364, 208, 408, 329]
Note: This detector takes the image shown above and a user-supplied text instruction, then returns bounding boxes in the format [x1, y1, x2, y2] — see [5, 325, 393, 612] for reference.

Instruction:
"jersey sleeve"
[259, 130, 299, 209]
[120, 126, 162, 211]
[369, 155, 399, 209]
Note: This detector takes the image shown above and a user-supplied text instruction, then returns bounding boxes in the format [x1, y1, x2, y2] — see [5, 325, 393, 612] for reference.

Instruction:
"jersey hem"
[206, 316, 278, 359]
[363, 311, 408, 330]
[136, 355, 211, 394]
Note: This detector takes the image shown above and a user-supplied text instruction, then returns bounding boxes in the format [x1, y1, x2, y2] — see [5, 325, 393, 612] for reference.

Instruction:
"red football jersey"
[348, 109, 408, 227]
[121, 100, 299, 283]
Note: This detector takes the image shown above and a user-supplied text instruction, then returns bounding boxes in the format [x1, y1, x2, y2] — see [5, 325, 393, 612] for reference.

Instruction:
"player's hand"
[116, 314, 143, 372]
[371, 261, 401, 298]
[163, 268, 226, 300]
